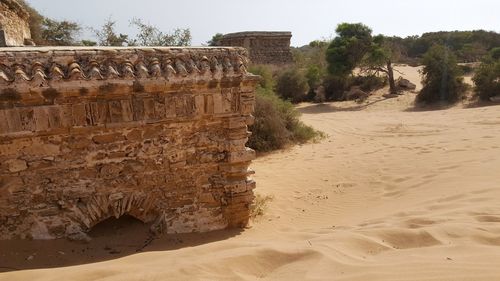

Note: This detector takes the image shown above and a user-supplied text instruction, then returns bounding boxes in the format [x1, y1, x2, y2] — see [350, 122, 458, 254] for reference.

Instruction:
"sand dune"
[1, 66, 500, 280]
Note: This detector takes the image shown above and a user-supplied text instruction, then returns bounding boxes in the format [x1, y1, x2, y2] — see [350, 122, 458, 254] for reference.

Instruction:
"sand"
[1, 66, 500, 281]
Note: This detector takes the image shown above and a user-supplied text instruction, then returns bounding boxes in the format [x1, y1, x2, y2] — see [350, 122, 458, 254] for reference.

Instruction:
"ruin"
[0, 46, 258, 240]
[220, 32, 294, 65]
[0, 0, 32, 47]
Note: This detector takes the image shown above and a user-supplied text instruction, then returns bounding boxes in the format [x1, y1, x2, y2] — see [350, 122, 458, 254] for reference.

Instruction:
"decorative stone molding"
[0, 47, 258, 240]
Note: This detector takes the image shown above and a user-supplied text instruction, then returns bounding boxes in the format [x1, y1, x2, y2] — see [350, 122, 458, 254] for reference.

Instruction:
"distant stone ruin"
[220, 31, 294, 65]
[0, 0, 32, 47]
[0, 47, 258, 240]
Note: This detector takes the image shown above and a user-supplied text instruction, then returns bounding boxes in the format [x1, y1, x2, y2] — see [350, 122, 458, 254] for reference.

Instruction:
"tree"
[93, 17, 129, 46]
[417, 45, 466, 104]
[41, 18, 81, 46]
[129, 18, 191, 46]
[473, 47, 500, 101]
[17, 1, 82, 46]
[309, 40, 328, 48]
[326, 23, 373, 77]
[362, 35, 402, 95]
[207, 33, 224, 46]
[326, 23, 401, 95]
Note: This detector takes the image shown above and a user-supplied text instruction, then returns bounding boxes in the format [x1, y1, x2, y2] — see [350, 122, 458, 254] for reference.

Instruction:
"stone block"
[5, 159, 27, 173]
[72, 104, 87, 127]
[5, 109, 21, 133]
[227, 147, 256, 163]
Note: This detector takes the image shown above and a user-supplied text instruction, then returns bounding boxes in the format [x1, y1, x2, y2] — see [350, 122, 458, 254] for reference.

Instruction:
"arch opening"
[88, 214, 148, 239]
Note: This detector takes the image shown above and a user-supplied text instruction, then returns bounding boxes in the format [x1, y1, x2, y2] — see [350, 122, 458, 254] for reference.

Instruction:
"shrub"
[473, 48, 500, 101]
[322, 74, 385, 101]
[248, 65, 275, 90]
[305, 65, 323, 101]
[350, 75, 387, 92]
[250, 194, 274, 219]
[275, 68, 309, 103]
[248, 88, 291, 151]
[323, 75, 350, 101]
[417, 45, 466, 104]
[248, 86, 323, 152]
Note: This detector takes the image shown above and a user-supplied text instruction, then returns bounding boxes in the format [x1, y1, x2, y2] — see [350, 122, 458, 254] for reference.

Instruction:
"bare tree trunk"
[387, 60, 397, 95]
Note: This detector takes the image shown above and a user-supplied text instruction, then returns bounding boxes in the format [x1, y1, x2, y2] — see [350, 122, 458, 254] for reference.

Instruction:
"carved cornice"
[0, 47, 251, 86]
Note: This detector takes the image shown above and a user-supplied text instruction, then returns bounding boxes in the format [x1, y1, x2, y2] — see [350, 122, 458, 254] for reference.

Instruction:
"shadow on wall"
[0, 216, 244, 272]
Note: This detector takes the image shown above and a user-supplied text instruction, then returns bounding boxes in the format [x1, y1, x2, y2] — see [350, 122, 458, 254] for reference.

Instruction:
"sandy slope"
[1, 66, 500, 281]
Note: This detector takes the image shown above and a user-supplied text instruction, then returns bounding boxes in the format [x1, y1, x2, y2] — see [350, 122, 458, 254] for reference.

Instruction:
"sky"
[26, 0, 500, 47]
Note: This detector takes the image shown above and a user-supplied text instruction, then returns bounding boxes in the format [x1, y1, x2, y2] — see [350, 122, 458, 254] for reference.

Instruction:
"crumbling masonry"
[0, 47, 258, 240]
[0, 0, 32, 47]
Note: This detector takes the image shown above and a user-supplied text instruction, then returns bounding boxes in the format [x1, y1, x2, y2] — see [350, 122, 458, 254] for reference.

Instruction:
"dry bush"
[248, 65, 324, 153]
[250, 194, 274, 219]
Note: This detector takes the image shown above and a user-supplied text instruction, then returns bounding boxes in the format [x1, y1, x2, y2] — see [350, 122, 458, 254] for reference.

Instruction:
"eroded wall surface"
[0, 0, 31, 47]
[0, 47, 258, 240]
[220, 32, 294, 65]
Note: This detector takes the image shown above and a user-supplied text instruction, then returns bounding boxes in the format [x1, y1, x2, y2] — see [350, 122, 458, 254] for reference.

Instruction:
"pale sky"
[26, 0, 500, 47]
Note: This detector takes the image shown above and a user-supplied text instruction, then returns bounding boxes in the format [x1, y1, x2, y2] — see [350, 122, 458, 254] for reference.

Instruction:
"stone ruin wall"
[0, 0, 31, 47]
[0, 47, 258, 240]
[220, 32, 294, 65]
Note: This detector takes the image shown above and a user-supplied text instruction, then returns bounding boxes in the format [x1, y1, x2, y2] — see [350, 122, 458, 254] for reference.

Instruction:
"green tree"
[417, 45, 466, 104]
[41, 18, 81, 46]
[129, 18, 191, 46]
[309, 40, 328, 48]
[17, 0, 83, 46]
[326, 23, 373, 77]
[305, 65, 323, 90]
[93, 17, 129, 46]
[363, 35, 402, 95]
[207, 33, 224, 46]
[473, 47, 500, 101]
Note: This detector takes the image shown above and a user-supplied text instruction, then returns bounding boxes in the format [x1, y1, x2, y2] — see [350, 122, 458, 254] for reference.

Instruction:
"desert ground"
[1, 66, 500, 280]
